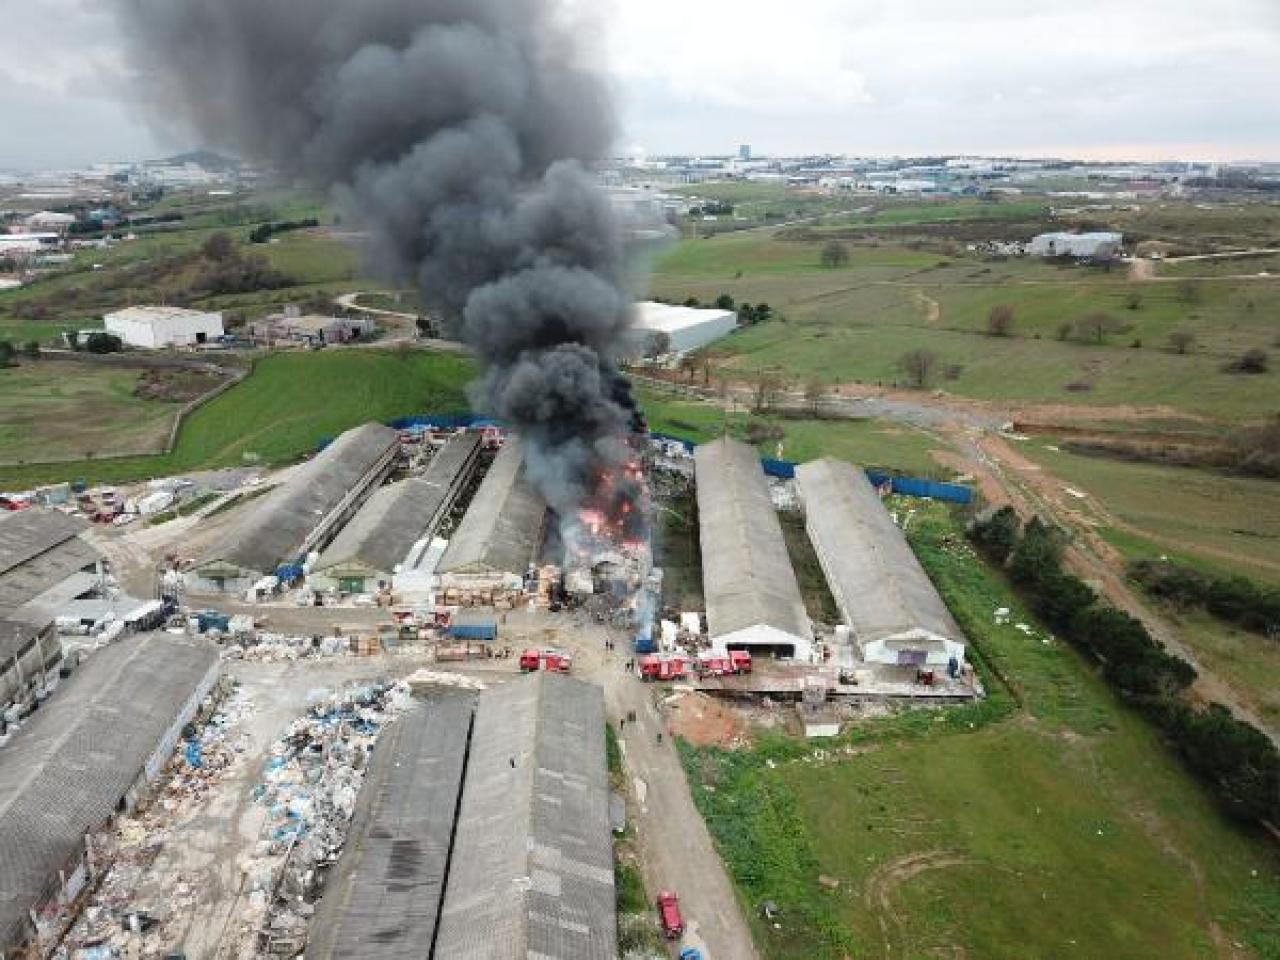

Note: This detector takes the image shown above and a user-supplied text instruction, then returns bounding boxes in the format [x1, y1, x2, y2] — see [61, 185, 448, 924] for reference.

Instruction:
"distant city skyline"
[2, 0, 1279, 171]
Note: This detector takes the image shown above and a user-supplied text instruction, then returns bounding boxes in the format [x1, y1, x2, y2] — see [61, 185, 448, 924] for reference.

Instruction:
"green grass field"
[1020, 440, 1280, 586]
[651, 231, 1280, 420]
[682, 503, 1280, 960]
[0, 361, 181, 466]
[0, 349, 473, 489]
[639, 387, 947, 476]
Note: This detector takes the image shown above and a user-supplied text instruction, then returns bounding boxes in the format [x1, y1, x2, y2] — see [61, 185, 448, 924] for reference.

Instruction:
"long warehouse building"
[307, 691, 475, 960]
[695, 437, 813, 660]
[0, 635, 219, 958]
[189, 423, 400, 594]
[436, 439, 546, 589]
[434, 672, 616, 959]
[795, 458, 966, 667]
[310, 433, 482, 595]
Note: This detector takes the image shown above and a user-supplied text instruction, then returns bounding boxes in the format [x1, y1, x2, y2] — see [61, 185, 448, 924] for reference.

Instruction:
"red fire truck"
[519, 648, 572, 674]
[638, 654, 691, 682]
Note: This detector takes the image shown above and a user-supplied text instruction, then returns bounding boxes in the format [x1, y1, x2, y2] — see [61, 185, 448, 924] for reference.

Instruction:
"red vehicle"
[519, 648, 572, 674]
[728, 649, 753, 675]
[656, 891, 685, 939]
[639, 654, 689, 682]
[697, 652, 732, 677]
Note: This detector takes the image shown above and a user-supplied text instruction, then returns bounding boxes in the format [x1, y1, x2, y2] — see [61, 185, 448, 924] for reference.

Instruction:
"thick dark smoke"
[111, 0, 641, 519]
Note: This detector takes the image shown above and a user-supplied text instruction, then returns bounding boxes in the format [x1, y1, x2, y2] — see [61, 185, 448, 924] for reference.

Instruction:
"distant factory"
[630, 301, 738, 356]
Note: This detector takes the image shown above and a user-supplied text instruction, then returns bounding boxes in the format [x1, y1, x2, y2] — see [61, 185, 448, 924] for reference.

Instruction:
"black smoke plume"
[111, 0, 642, 520]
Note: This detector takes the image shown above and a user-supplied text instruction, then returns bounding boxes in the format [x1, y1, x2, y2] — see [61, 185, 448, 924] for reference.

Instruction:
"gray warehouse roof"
[0, 510, 102, 619]
[0, 509, 86, 577]
[0, 617, 43, 665]
[199, 423, 399, 575]
[434, 673, 616, 960]
[437, 439, 546, 577]
[695, 437, 810, 643]
[0, 635, 218, 954]
[315, 433, 481, 577]
[308, 691, 475, 960]
[795, 458, 963, 646]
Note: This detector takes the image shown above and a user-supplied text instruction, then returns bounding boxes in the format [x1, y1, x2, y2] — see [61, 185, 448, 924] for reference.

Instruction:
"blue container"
[447, 622, 498, 642]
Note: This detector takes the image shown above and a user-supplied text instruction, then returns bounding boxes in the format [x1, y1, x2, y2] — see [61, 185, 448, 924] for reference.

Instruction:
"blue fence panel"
[865, 471, 973, 505]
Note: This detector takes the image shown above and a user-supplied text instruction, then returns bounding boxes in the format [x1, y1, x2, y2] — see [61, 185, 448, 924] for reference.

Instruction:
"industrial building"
[0, 509, 107, 626]
[434, 673, 615, 960]
[629, 301, 738, 356]
[263, 308, 375, 347]
[0, 635, 219, 958]
[189, 423, 400, 594]
[436, 440, 546, 590]
[795, 458, 966, 668]
[307, 692, 474, 960]
[103, 305, 225, 349]
[1028, 231, 1124, 259]
[695, 438, 813, 660]
[311, 434, 482, 595]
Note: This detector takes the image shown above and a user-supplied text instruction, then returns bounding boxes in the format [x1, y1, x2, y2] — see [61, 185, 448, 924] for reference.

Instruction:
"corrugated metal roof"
[437, 440, 545, 577]
[795, 458, 963, 647]
[434, 673, 616, 960]
[695, 438, 810, 644]
[0, 534, 102, 619]
[308, 692, 474, 960]
[0, 634, 218, 954]
[0, 509, 87, 578]
[314, 434, 481, 577]
[199, 423, 399, 575]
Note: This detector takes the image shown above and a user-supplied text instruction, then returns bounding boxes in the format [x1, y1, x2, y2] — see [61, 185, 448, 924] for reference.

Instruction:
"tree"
[1056, 321, 1073, 341]
[1168, 330, 1196, 355]
[1224, 348, 1269, 374]
[1125, 292, 1144, 311]
[683, 296, 700, 308]
[971, 506, 1020, 562]
[803, 379, 826, 416]
[0, 340, 14, 367]
[820, 240, 850, 269]
[753, 303, 773, 324]
[644, 331, 672, 360]
[987, 304, 1015, 337]
[1075, 311, 1126, 344]
[897, 348, 940, 388]
[201, 230, 236, 263]
[21, 341, 40, 360]
[85, 332, 123, 354]
[736, 303, 754, 327]
[751, 370, 785, 413]
[714, 293, 735, 311]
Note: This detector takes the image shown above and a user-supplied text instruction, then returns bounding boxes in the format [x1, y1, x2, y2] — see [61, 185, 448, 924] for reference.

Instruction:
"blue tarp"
[447, 622, 498, 641]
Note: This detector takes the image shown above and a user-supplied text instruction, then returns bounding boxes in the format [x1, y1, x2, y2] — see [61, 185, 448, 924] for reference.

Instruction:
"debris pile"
[227, 682, 413, 957]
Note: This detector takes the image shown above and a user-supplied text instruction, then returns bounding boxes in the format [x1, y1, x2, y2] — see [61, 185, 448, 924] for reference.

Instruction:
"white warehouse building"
[1028, 232, 1124, 259]
[630, 301, 737, 356]
[104, 306, 225, 349]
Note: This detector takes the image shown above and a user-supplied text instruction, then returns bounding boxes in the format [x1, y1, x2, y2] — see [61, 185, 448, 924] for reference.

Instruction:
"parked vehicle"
[519, 648, 572, 673]
[639, 654, 691, 682]
[729, 649, 753, 674]
[656, 891, 685, 939]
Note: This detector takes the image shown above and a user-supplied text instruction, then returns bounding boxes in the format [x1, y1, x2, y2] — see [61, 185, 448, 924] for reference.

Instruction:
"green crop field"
[0, 349, 473, 489]
[682, 503, 1280, 960]
[651, 231, 1280, 420]
[0, 362, 181, 467]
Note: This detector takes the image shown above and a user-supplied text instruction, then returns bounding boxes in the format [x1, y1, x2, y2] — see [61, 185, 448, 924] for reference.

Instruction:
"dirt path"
[865, 850, 977, 957]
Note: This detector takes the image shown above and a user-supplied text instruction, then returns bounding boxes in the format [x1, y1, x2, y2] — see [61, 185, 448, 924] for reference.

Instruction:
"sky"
[2, 0, 1279, 171]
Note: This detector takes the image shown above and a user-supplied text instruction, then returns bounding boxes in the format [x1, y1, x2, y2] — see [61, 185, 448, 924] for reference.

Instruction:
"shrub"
[1223, 348, 1269, 374]
[970, 506, 1019, 562]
